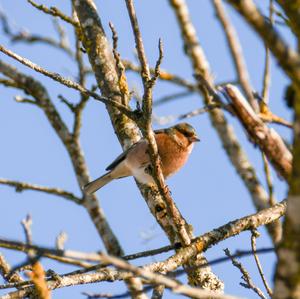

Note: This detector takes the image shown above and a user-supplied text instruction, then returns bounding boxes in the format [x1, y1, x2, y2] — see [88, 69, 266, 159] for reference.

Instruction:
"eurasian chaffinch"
[84, 122, 200, 194]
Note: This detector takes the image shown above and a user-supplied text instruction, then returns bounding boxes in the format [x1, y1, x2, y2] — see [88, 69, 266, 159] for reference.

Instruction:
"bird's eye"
[184, 131, 194, 137]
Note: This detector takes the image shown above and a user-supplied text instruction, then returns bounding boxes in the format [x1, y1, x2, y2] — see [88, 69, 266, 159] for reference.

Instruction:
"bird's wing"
[105, 142, 138, 171]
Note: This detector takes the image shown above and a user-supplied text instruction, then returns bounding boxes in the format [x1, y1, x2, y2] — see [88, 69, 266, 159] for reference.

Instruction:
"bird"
[83, 122, 200, 194]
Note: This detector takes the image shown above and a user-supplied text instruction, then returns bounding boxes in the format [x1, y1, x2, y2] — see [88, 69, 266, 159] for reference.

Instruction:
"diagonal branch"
[227, 0, 300, 88]
[27, 0, 79, 28]
[0, 199, 286, 298]
[2, 251, 241, 299]
[251, 230, 273, 297]
[0, 178, 82, 205]
[0, 253, 24, 285]
[123, 59, 198, 92]
[213, 0, 258, 111]
[0, 45, 136, 121]
[57, 198, 287, 279]
[225, 248, 267, 299]
[224, 84, 292, 180]
[169, 0, 282, 246]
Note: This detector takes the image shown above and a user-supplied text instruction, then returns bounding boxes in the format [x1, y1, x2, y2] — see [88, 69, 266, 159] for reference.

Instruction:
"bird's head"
[173, 122, 200, 143]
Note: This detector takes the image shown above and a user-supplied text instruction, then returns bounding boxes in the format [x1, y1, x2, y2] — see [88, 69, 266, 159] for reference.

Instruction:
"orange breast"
[155, 133, 193, 178]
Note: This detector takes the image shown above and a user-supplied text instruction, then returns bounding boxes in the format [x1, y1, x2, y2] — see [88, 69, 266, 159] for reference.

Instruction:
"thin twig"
[56, 232, 68, 251]
[0, 77, 19, 88]
[261, 151, 282, 242]
[72, 9, 89, 140]
[213, 0, 258, 111]
[251, 230, 273, 297]
[21, 215, 33, 246]
[123, 59, 198, 91]
[258, 112, 293, 128]
[224, 248, 267, 299]
[150, 39, 163, 86]
[153, 102, 221, 125]
[0, 238, 102, 263]
[109, 22, 129, 105]
[27, 0, 79, 28]
[14, 95, 38, 105]
[79, 252, 239, 299]
[0, 10, 74, 57]
[20, 215, 51, 299]
[82, 292, 114, 298]
[0, 45, 137, 122]
[0, 178, 82, 205]
[52, 17, 71, 53]
[261, 0, 272, 106]
[261, 154, 276, 206]
[0, 254, 24, 284]
[227, 0, 300, 87]
[153, 91, 192, 106]
[15, 33, 74, 57]
[0, 197, 284, 292]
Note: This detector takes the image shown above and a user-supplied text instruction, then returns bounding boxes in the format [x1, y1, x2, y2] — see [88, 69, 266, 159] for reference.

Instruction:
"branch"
[153, 91, 192, 107]
[123, 59, 198, 92]
[225, 248, 267, 299]
[224, 84, 292, 180]
[27, 0, 79, 28]
[261, 0, 274, 104]
[2, 253, 240, 299]
[227, 0, 300, 88]
[72, 10, 89, 141]
[0, 198, 285, 297]
[251, 230, 273, 297]
[0, 178, 82, 205]
[109, 22, 130, 106]
[0, 238, 103, 264]
[0, 45, 136, 121]
[0, 7, 73, 57]
[144, 199, 286, 278]
[0, 253, 23, 285]
[168, 0, 282, 247]
[213, 0, 258, 111]
[68, 199, 286, 281]
[81, 253, 239, 299]
[154, 103, 222, 125]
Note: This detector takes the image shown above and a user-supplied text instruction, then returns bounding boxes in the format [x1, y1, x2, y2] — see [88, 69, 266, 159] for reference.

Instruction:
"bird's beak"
[190, 136, 200, 142]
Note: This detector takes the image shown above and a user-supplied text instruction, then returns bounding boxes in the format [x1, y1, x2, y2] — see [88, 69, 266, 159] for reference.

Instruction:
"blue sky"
[0, 1, 293, 298]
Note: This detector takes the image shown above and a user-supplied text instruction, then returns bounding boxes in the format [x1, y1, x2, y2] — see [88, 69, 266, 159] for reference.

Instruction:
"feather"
[83, 172, 113, 194]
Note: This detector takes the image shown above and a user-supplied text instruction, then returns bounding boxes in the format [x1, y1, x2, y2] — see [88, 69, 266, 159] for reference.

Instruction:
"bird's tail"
[83, 172, 113, 194]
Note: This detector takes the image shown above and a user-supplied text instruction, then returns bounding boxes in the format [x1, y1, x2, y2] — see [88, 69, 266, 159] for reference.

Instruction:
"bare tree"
[0, 0, 299, 298]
